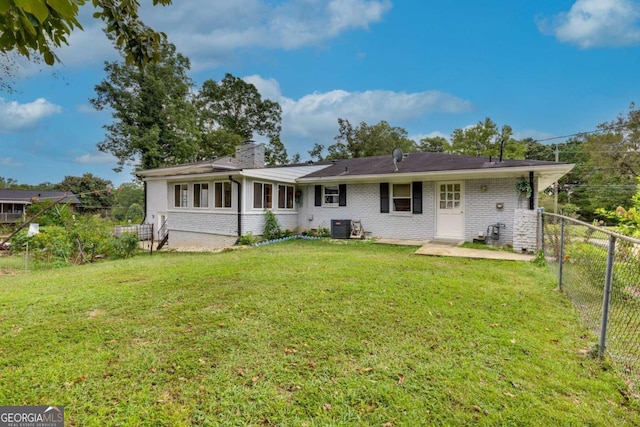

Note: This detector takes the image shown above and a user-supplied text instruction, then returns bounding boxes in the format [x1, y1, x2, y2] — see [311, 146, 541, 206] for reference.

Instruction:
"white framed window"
[214, 182, 232, 208]
[174, 184, 188, 208]
[278, 185, 294, 209]
[323, 185, 339, 206]
[193, 183, 209, 208]
[439, 183, 461, 210]
[253, 182, 273, 209]
[392, 183, 411, 212]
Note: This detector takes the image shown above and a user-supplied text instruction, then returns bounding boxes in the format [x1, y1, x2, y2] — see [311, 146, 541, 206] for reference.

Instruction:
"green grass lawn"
[0, 240, 638, 426]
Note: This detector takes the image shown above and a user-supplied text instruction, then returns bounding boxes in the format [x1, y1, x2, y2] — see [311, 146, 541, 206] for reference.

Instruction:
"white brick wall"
[512, 209, 538, 253]
[465, 177, 538, 248]
[172, 211, 238, 236]
[295, 182, 435, 240]
[298, 178, 539, 247]
[145, 175, 541, 251]
[169, 231, 236, 249]
[145, 180, 168, 239]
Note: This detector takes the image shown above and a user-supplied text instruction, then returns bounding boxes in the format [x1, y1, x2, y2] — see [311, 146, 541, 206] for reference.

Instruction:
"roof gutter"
[296, 164, 574, 189]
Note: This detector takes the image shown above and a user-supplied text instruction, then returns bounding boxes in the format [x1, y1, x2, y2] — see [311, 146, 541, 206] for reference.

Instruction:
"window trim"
[323, 185, 340, 207]
[277, 184, 295, 210]
[174, 183, 188, 208]
[392, 183, 412, 213]
[214, 181, 232, 209]
[380, 182, 423, 215]
[193, 182, 209, 208]
[253, 182, 273, 210]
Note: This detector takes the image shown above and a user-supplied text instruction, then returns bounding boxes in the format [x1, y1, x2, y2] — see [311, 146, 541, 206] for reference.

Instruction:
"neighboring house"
[0, 189, 80, 224]
[137, 141, 574, 252]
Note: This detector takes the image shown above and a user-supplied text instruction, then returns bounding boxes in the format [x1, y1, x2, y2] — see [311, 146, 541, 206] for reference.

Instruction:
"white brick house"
[137, 142, 573, 252]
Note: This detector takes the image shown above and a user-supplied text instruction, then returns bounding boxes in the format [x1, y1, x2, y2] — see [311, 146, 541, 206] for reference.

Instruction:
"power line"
[534, 122, 635, 143]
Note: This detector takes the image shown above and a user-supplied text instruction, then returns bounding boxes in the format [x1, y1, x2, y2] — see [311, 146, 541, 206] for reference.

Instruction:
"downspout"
[529, 171, 535, 210]
[229, 175, 242, 238]
[142, 180, 147, 224]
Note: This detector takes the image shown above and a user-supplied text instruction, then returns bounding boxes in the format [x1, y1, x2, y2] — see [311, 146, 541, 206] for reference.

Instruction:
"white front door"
[436, 181, 464, 239]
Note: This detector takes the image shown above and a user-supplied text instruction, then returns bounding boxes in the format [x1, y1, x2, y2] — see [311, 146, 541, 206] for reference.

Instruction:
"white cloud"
[140, 0, 392, 69]
[16, 1, 391, 72]
[55, 25, 118, 68]
[0, 157, 22, 168]
[409, 131, 450, 143]
[243, 75, 283, 102]
[74, 151, 117, 165]
[0, 98, 62, 133]
[242, 75, 472, 152]
[538, 0, 640, 48]
[8, 1, 390, 75]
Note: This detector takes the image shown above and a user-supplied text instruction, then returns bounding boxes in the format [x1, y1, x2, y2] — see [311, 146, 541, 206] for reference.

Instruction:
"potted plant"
[295, 189, 303, 205]
[516, 177, 532, 198]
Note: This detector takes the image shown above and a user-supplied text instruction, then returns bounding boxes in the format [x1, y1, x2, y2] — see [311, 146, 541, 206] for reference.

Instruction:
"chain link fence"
[542, 212, 640, 391]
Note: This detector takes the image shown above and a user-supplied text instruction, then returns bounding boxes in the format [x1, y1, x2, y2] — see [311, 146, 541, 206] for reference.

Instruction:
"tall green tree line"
[92, 40, 287, 171]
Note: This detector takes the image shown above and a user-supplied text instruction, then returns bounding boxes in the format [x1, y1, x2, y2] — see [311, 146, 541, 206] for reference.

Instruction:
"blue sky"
[2, 0, 640, 186]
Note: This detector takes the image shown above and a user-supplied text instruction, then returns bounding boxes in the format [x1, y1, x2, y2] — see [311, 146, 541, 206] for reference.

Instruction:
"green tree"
[91, 41, 199, 171]
[326, 119, 417, 159]
[418, 136, 450, 153]
[450, 118, 525, 159]
[596, 176, 640, 237]
[125, 203, 144, 222]
[265, 136, 288, 165]
[308, 143, 325, 161]
[54, 173, 114, 211]
[198, 129, 245, 159]
[0, 0, 171, 67]
[523, 138, 555, 161]
[0, 177, 18, 188]
[580, 103, 640, 212]
[112, 182, 144, 220]
[196, 73, 283, 160]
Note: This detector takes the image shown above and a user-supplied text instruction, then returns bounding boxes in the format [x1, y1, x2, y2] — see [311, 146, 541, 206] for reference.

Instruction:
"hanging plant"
[294, 188, 303, 205]
[516, 177, 532, 198]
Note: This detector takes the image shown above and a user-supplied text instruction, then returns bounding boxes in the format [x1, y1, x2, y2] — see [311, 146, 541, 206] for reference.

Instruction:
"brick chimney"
[235, 140, 265, 169]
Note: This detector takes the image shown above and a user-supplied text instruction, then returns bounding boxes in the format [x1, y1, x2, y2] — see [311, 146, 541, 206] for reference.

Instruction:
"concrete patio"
[376, 239, 536, 262]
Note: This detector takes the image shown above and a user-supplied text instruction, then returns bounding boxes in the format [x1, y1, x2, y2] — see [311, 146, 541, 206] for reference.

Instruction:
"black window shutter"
[314, 185, 322, 206]
[338, 184, 347, 206]
[412, 181, 423, 214]
[380, 183, 389, 213]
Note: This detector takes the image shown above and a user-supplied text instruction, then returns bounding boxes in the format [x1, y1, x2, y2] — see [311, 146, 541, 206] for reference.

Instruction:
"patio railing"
[542, 212, 640, 391]
[0, 213, 24, 223]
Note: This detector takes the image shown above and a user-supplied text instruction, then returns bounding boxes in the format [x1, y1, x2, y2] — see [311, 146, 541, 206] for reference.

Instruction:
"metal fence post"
[558, 217, 565, 291]
[598, 235, 616, 359]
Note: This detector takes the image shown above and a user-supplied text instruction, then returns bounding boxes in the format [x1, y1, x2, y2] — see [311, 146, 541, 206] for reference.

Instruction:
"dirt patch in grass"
[0, 266, 20, 276]
[87, 309, 106, 319]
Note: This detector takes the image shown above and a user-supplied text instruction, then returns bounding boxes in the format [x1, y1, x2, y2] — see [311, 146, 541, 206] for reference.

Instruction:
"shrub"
[102, 233, 140, 259]
[31, 226, 75, 263]
[237, 233, 259, 245]
[317, 227, 331, 238]
[27, 201, 73, 227]
[263, 209, 282, 241]
[9, 214, 140, 264]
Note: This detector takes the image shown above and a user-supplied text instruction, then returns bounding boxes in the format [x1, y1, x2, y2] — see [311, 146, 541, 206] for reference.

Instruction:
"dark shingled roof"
[301, 152, 561, 178]
[0, 189, 80, 204]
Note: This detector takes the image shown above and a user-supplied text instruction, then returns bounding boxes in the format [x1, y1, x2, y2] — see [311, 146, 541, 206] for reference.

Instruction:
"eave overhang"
[296, 163, 575, 190]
